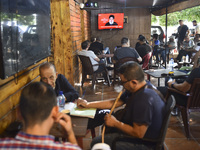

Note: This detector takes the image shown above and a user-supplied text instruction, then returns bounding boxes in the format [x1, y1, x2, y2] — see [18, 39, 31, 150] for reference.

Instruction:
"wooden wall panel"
[0, 59, 47, 134]
[90, 3, 151, 52]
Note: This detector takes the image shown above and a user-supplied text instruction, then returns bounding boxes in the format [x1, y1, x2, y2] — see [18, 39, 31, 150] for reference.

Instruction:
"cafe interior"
[0, 0, 200, 149]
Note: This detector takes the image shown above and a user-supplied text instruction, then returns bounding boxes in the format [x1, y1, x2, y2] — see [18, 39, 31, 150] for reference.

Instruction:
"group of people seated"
[152, 20, 200, 66]
[0, 32, 200, 149]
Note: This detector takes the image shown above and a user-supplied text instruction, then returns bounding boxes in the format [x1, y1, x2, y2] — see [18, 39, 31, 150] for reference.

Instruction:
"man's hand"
[104, 114, 119, 127]
[76, 98, 89, 108]
[167, 79, 176, 87]
[55, 112, 73, 134]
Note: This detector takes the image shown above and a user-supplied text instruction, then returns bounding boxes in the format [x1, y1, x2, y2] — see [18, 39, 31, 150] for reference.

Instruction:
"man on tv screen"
[105, 15, 118, 26]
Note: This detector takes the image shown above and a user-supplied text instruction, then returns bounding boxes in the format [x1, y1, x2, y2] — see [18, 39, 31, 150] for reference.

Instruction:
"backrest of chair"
[187, 78, 200, 108]
[115, 57, 138, 70]
[156, 95, 175, 150]
[78, 55, 94, 75]
[142, 53, 152, 69]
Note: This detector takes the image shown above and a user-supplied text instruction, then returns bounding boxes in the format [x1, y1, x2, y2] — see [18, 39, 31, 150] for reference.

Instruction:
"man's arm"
[168, 81, 191, 93]
[137, 56, 142, 63]
[77, 98, 124, 110]
[104, 115, 148, 138]
[59, 75, 79, 102]
[56, 113, 78, 145]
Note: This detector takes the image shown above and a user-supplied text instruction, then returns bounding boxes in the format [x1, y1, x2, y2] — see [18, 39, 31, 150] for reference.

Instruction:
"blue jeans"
[160, 48, 169, 63]
[104, 47, 112, 64]
[91, 133, 154, 150]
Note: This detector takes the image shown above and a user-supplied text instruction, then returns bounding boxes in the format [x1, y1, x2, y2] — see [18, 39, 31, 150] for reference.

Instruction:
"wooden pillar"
[81, 10, 85, 42]
[50, 0, 74, 83]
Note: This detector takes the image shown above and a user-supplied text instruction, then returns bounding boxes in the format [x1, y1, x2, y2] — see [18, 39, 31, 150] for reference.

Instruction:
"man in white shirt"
[78, 40, 110, 83]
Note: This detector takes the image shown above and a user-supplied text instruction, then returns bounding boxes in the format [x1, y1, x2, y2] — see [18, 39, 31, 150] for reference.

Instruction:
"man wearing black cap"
[135, 35, 152, 64]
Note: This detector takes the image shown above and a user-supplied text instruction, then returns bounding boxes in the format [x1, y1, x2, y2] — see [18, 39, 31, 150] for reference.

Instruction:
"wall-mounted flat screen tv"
[0, 0, 51, 79]
[98, 13, 124, 30]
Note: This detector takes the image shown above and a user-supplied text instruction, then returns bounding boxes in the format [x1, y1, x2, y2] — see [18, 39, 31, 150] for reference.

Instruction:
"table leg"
[158, 78, 160, 87]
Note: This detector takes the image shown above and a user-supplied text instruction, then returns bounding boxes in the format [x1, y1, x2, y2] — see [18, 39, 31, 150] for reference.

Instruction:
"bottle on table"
[186, 55, 189, 63]
[57, 91, 65, 108]
[169, 58, 174, 71]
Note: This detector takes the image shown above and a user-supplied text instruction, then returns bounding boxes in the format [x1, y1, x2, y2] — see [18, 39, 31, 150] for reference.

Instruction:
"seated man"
[39, 62, 79, 102]
[159, 36, 176, 64]
[89, 37, 104, 55]
[176, 36, 195, 62]
[89, 37, 112, 64]
[151, 34, 161, 63]
[78, 40, 110, 83]
[157, 65, 200, 107]
[77, 62, 165, 149]
[113, 37, 142, 68]
[135, 35, 152, 64]
[0, 82, 81, 149]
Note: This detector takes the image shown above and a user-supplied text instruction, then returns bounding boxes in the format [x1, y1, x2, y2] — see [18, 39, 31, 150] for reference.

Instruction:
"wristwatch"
[171, 82, 176, 89]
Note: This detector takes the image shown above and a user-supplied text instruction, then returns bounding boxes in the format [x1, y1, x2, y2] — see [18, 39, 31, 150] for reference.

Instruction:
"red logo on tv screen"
[98, 13, 124, 30]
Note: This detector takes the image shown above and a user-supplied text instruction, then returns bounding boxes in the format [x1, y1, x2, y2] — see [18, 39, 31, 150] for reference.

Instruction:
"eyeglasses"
[119, 80, 132, 85]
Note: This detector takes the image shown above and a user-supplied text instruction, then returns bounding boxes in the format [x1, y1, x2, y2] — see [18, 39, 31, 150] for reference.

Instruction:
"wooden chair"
[113, 57, 138, 84]
[166, 78, 200, 138]
[112, 95, 175, 150]
[78, 55, 110, 89]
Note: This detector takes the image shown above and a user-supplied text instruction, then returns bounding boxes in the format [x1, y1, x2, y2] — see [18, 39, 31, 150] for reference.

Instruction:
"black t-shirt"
[178, 25, 189, 41]
[120, 86, 165, 139]
[89, 42, 104, 55]
[186, 67, 200, 84]
[136, 43, 152, 58]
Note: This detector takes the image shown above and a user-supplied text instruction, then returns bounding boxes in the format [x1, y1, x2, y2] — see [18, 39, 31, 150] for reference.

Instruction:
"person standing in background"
[176, 20, 189, 51]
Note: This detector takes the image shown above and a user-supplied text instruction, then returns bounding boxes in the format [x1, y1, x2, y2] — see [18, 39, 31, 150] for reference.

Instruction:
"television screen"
[98, 13, 124, 30]
[0, 0, 51, 79]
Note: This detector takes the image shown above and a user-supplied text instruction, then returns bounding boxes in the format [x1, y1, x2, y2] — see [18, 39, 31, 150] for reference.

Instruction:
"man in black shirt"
[177, 20, 189, 51]
[89, 37, 104, 55]
[135, 35, 152, 63]
[39, 62, 79, 102]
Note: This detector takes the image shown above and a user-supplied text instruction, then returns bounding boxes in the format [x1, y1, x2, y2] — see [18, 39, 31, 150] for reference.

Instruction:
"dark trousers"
[87, 109, 110, 129]
[176, 50, 191, 62]
[157, 86, 188, 106]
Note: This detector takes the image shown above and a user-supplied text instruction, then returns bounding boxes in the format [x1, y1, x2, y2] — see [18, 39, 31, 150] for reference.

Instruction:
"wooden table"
[144, 69, 188, 86]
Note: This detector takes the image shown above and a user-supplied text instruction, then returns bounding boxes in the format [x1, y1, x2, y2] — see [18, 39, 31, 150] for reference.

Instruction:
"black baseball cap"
[138, 35, 146, 41]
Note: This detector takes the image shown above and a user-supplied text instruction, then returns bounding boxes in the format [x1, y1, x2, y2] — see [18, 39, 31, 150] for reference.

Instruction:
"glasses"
[119, 80, 132, 85]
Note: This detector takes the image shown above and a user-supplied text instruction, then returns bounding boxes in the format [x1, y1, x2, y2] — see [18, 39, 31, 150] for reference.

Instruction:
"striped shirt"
[0, 131, 81, 150]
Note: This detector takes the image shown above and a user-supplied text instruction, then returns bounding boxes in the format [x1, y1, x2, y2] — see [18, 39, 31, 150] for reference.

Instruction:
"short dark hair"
[19, 82, 57, 126]
[96, 37, 102, 42]
[109, 15, 115, 19]
[81, 40, 90, 49]
[39, 62, 56, 73]
[119, 61, 144, 82]
[192, 20, 197, 23]
[153, 34, 158, 40]
[121, 37, 129, 45]
[179, 20, 183, 23]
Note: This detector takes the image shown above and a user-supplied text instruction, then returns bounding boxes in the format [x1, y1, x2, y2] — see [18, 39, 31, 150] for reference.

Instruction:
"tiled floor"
[75, 75, 200, 150]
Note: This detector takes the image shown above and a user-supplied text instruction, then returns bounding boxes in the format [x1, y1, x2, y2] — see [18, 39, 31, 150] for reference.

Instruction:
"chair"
[166, 78, 200, 138]
[142, 52, 152, 70]
[113, 57, 138, 84]
[112, 95, 175, 150]
[78, 55, 110, 89]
